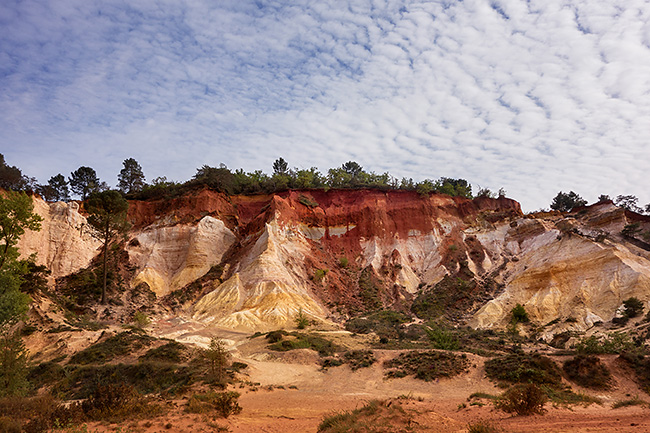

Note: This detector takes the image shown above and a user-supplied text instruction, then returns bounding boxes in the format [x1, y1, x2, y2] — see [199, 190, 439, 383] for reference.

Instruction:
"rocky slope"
[17, 189, 650, 333]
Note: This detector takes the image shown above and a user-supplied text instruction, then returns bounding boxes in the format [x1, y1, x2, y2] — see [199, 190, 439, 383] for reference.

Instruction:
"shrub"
[425, 324, 459, 350]
[338, 257, 349, 268]
[343, 350, 376, 370]
[139, 341, 188, 363]
[298, 195, 318, 208]
[268, 333, 339, 357]
[623, 297, 644, 319]
[511, 304, 529, 324]
[295, 308, 309, 330]
[495, 383, 546, 416]
[68, 330, 155, 364]
[186, 391, 242, 418]
[467, 420, 502, 433]
[313, 269, 328, 283]
[484, 353, 562, 387]
[574, 333, 635, 355]
[384, 350, 469, 381]
[132, 311, 151, 328]
[562, 355, 612, 390]
[81, 383, 163, 422]
[0, 330, 29, 397]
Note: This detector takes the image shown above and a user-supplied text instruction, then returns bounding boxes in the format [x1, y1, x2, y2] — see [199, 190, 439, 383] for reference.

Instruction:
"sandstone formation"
[17, 196, 102, 278]
[17, 190, 650, 334]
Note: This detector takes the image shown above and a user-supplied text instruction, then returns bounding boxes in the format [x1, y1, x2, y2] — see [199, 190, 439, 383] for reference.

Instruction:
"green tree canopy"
[37, 174, 70, 202]
[615, 195, 642, 213]
[0, 154, 27, 191]
[118, 158, 146, 194]
[86, 190, 130, 304]
[550, 191, 587, 212]
[272, 157, 288, 175]
[0, 191, 41, 326]
[69, 166, 101, 200]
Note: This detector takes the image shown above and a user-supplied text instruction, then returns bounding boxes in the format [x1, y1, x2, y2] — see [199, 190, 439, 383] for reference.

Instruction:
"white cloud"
[1, 0, 649, 210]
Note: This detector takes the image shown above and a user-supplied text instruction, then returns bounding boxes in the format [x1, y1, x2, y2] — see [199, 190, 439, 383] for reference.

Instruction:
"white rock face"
[472, 214, 650, 331]
[193, 218, 324, 331]
[128, 216, 237, 297]
[17, 197, 102, 278]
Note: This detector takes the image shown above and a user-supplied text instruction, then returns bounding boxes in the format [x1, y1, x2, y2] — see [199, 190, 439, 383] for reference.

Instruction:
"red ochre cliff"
[17, 188, 650, 335]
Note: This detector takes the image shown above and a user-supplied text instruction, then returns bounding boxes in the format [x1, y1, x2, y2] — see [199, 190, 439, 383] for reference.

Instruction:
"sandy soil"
[78, 331, 650, 433]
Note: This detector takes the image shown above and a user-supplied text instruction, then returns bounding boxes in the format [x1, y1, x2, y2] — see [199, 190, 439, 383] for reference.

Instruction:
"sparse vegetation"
[186, 391, 242, 418]
[267, 332, 339, 357]
[574, 332, 635, 355]
[618, 351, 650, 394]
[384, 350, 469, 381]
[467, 420, 502, 433]
[139, 341, 189, 363]
[318, 400, 415, 433]
[68, 330, 155, 365]
[343, 350, 376, 370]
[612, 396, 649, 409]
[298, 195, 318, 208]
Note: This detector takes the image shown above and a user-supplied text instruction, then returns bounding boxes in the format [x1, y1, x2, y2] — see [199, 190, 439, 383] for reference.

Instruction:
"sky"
[1, 0, 649, 211]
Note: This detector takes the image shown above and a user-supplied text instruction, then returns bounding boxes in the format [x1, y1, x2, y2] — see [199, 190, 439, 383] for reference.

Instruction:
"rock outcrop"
[17, 190, 650, 334]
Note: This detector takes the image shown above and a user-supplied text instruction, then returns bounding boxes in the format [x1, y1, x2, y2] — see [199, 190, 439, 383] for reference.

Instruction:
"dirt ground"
[78, 329, 650, 433]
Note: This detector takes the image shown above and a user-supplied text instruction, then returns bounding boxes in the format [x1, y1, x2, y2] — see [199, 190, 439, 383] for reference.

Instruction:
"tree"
[0, 330, 29, 397]
[435, 177, 472, 198]
[0, 154, 27, 191]
[117, 158, 145, 194]
[597, 194, 611, 203]
[202, 337, 230, 384]
[272, 157, 288, 175]
[0, 191, 41, 396]
[85, 190, 130, 304]
[550, 191, 587, 212]
[0, 191, 42, 272]
[342, 161, 363, 177]
[38, 174, 70, 202]
[69, 166, 101, 200]
[192, 164, 235, 193]
[615, 195, 642, 213]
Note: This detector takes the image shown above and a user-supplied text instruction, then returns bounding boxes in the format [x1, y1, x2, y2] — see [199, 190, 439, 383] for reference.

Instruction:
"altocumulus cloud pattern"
[1, 0, 649, 210]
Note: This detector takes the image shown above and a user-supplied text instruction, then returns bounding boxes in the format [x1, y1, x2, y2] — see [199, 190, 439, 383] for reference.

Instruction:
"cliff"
[17, 189, 650, 334]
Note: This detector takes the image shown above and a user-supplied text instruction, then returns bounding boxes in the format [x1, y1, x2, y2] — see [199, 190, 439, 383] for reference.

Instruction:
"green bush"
[511, 304, 529, 324]
[623, 297, 644, 318]
[495, 383, 546, 415]
[425, 324, 459, 350]
[562, 355, 612, 390]
[484, 353, 562, 387]
[68, 330, 155, 365]
[343, 350, 376, 370]
[139, 341, 188, 363]
[295, 308, 309, 330]
[384, 350, 469, 381]
[574, 333, 635, 355]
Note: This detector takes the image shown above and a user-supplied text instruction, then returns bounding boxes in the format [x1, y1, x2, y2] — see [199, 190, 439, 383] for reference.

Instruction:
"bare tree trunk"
[101, 221, 108, 304]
